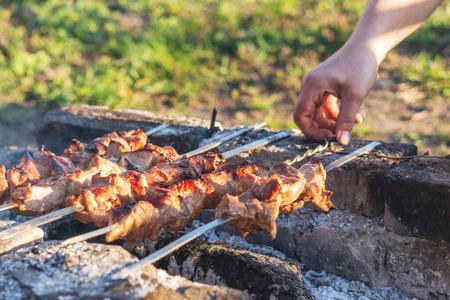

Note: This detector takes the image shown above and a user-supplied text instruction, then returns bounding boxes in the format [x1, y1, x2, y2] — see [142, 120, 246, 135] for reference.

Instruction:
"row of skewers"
[0, 123, 381, 282]
[1, 124, 332, 242]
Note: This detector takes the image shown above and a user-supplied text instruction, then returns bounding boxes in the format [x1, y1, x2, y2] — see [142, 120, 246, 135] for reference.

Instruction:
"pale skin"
[294, 0, 443, 145]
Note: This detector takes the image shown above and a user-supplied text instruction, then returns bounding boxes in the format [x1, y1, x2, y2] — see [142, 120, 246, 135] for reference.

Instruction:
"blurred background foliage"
[0, 0, 448, 153]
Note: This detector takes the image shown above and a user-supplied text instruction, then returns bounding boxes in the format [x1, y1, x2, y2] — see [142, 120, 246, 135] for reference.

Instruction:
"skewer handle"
[0, 203, 18, 212]
[110, 217, 232, 281]
[183, 122, 267, 157]
[0, 206, 83, 241]
[324, 141, 381, 172]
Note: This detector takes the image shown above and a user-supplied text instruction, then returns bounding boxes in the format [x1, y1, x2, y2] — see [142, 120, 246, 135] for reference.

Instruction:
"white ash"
[186, 220, 415, 300]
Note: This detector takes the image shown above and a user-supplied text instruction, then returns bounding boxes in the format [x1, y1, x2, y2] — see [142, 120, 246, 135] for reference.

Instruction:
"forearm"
[344, 0, 442, 64]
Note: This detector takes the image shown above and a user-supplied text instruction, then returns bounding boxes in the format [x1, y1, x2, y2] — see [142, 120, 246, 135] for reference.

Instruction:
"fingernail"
[339, 130, 351, 145]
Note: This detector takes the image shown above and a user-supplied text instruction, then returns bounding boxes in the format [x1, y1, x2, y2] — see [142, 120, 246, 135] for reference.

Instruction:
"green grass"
[0, 0, 364, 110]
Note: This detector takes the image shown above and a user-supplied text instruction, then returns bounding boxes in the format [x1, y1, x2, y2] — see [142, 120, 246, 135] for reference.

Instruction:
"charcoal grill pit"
[0, 105, 448, 300]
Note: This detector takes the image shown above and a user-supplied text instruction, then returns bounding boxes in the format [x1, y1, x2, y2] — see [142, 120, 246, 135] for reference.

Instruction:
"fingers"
[294, 78, 334, 142]
[335, 89, 365, 145]
[321, 93, 363, 124]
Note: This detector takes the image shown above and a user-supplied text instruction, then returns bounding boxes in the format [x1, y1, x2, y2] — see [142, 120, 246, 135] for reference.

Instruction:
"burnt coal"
[156, 237, 315, 300]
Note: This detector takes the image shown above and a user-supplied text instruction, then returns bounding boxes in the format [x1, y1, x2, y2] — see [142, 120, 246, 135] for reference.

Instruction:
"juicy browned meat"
[118, 144, 179, 171]
[296, 160, 334, 213]
[66, 173, 132, 227]
[203, 160, 269, 208]
[105, 160, 266, 242]
[2, 130, 167, 215]
[6, 152, 41, 189]
[106, 177, 217, 242]
[68, 153, 225, 227]
[34, 148, 76, 178]
[6, 155, 128, 216]
[215, 160, 333, 238]
[64, 155, 127, 195]
[62, 130, 148, 159]
[9, 177, 67, 216]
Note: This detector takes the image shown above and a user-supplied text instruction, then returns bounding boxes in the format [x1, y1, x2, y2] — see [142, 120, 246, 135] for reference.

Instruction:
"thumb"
[335, 94, 363, 145]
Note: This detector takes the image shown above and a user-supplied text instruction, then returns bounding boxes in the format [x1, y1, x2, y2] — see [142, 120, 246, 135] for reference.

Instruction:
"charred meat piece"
[6, 152, 41, 189]
[295, 160, 334, 213]
[102, 130, 148, 157]
[62, 129, 148, 159]
[34, 148, 76, 178]
[6, 155, 129, 216]
[66, 173, 132, 227]
[106, 178, 217, 242]
[215, 160, 334, 238]
[203, 160, 269, 208]
[105, 160, 266, 242]
[68, 153, 225, 227]
[118, 144, 179, 172]
[9, 177, 68, 216]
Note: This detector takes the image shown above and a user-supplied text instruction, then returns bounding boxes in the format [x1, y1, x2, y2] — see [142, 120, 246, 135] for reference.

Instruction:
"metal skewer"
[0, 206, 84, 240]
[61, 225, 115, 246]
[109, 140, 381, 280]
[183, 122, 267, 157]
[110, 217, 233, 281]
[144, 123, 170, 136]
[60, 130, 298, 246]
[0, 203, 18, 212]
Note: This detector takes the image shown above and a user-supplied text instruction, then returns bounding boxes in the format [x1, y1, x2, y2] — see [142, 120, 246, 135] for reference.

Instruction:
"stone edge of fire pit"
[35, 105, 216, 155]
[0, 241, 251, 300]
[384, 158, 450, 243]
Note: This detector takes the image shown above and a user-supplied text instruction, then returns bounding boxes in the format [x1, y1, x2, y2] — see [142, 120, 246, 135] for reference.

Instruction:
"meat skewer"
[1, 130, 295, 241]
[60, 130, 297, 245]
[0, 129, 153, 212]
[0, 121, 265, 213]
[0, 129, 175, 211]
[110, 141, 381, 281]
[66, 152, 225, 227]
[63, 124, 272, 227]
[105, 160, 270, 242]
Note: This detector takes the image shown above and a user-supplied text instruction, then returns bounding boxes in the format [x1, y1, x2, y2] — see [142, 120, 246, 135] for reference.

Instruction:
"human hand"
[293, 45, 378, 145]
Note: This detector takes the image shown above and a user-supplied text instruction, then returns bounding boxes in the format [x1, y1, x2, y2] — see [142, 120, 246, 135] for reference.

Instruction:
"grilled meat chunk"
[9, 177, 67, 216]
[295, 160, 334, 213]
[106, 178, 217, 242]
[105, 160, 266, 242]
[66, 173, 132, 227]
[62, 130, 147, 159]
[6, 152, 41, 189]
[215, 160, 334, 238]
[34, 148, 76, 178]
[6, 155, 129, 216]
[68, 153, 225, 227]
[118, 144, 179, 172]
